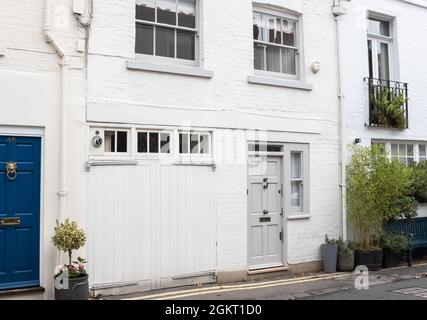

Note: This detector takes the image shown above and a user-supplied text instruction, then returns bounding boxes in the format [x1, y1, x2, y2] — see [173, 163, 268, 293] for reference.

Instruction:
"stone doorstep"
[0, 286, 45, 300]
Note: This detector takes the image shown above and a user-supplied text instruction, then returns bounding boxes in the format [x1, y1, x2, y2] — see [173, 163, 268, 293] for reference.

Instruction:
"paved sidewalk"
[104, 262, 427, 300]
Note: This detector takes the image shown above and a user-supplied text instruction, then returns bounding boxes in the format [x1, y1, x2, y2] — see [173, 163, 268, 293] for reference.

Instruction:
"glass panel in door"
[377, 42, 390, 80]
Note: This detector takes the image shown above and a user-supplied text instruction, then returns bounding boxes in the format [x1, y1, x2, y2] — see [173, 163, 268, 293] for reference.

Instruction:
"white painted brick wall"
[340, 0, 427, 217]
[87, 0, 342, 270]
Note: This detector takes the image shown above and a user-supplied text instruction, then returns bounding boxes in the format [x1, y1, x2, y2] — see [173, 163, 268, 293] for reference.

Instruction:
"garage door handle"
[263, 210, 269, 215]
[0, 218, 21, 226]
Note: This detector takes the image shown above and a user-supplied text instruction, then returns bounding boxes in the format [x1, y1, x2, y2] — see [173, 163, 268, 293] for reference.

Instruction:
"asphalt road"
[108, 263, 427, 301]
[303, 277, 427, 300]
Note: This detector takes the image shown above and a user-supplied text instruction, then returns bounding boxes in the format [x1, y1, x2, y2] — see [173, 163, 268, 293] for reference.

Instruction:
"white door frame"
[0, 126, 45, 288]
[247, 148, 287, 270]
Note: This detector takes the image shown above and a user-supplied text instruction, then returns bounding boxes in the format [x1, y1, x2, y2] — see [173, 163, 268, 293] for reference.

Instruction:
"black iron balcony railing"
[364, 77, 409, 129]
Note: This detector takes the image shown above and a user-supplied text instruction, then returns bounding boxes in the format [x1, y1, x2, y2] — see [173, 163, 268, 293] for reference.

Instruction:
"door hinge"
[280, 208, 283, 217]
[279, 230, 283, 242]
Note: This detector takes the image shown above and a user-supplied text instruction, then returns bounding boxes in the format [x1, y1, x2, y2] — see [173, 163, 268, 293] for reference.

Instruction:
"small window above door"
[368, 18, 390, 37]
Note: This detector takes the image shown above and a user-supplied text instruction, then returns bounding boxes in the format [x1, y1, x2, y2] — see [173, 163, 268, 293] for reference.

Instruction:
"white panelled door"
[248, 156, 284, 270]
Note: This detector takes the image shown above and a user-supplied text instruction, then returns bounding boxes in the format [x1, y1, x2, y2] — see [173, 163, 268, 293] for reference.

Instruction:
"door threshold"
[247, 266, 289, 275]
[0, 286, 45, 298]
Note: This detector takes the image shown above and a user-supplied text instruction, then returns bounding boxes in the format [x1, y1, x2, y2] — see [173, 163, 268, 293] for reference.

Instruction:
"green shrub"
[347, 145, 417, 249]
[373, 87, 407, 129]
[382, 233, 410, 254]
[410, 161, 427, 203]
[335, 237, 354, 256]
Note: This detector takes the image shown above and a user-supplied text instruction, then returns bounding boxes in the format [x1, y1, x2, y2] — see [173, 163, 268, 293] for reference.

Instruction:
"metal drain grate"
[392, 287, 427, 299]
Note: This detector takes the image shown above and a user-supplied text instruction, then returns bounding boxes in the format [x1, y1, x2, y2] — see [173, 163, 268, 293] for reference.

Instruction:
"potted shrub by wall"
[372, 87, 407, 129]
[52, 219, 88, 300]
[336, 238, 354, 272]
[347, 145, 417, 271]
[381, 232, 410, 268]
[321, 235, 338, 273]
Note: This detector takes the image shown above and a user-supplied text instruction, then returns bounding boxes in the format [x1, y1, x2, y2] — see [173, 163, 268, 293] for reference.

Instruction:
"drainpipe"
[333, 0, 348, 240]
[43, 0, 69, 220]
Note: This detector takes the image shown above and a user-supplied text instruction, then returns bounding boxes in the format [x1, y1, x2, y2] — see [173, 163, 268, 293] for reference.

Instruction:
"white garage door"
[88, 161, 217, 291]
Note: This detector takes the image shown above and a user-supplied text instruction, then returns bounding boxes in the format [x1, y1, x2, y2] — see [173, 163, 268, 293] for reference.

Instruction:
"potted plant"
[52, 219, 88, 300]
[372, 87, 407, 129]
[347, 145, 416, 271]
[321, 235, 338, 273]
[381, 232, 410, 268]
[336, 238, 354, 272]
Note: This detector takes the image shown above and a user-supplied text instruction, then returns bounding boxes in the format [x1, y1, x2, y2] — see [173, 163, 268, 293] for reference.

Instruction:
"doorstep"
[0, 286, 45, 300]
[247, 266, 290, 275]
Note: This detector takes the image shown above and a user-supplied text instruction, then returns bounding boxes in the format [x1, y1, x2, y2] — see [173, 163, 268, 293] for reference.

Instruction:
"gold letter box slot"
[0, 218, 21, 226]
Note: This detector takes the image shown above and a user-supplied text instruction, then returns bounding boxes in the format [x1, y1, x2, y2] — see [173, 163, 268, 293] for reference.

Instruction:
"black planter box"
[383, 248, 400, 268]
[355, 249, 383, 271]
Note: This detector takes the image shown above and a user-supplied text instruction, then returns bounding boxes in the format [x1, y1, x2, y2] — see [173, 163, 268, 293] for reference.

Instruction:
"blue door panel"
[14, 172, 33, 213]
[0, 230, 6, 273]
[14, 143, 34, 162]
[14, 228, 33, 272]
[0, 136, 41, 290]
[0, 173, 5, 214]
[0, 144, 6, 161]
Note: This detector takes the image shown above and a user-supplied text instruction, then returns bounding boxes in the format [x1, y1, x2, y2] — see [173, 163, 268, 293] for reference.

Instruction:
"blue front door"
[0, 136, 41, 290]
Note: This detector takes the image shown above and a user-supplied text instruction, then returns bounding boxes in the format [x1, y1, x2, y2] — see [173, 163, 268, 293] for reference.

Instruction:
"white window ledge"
[126, 60, 213, 78]
[287, 214, 311, 220]
[248, 75, 313, 91]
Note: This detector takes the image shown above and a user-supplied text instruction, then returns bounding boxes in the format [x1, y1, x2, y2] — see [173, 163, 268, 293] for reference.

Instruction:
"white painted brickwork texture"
[339, 0, 427, 217]
[87, 0, 342, 274]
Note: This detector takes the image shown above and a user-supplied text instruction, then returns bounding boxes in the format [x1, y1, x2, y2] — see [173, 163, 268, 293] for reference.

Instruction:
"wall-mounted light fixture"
[311, 61, 321, 73]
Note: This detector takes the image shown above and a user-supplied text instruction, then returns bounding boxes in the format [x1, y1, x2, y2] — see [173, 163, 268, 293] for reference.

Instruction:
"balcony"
[364, 77, 409, 129]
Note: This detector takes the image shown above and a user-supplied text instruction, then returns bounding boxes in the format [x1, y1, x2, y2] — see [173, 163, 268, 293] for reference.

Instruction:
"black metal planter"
[355, 249, 383, 271]
[383, 248, 400, 269]
[54, 275, 89, 300]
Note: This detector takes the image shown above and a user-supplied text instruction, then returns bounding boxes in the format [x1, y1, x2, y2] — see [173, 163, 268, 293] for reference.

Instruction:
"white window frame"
[252, 5, 302, 80]
[373, 140, 427, 165]
[135, 0, 200, 66]
[136, 129, 174, 158]
[367, 15, 394, 80]
[284, 144, 310, 217]
[103, 128, 131, 156]
[178, 130, 212, 159]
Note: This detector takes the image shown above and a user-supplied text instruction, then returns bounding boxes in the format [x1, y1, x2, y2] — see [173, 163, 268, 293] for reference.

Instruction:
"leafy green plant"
[347, 145, 417, 249]
[324, 234, 337, 245]
[382, 232, 410, 254]
[372, 87, 407, 129]
[335, 238, 354, 256]
[410, 161, 427, 203]
[52, 219, 86, 266]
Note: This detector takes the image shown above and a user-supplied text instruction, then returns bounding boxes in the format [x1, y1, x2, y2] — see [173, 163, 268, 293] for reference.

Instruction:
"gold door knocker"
[6, 162, 17, 181]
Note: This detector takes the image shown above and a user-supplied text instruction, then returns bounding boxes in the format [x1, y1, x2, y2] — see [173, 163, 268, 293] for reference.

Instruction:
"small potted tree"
[347, 145, 416, 271]
[382, 232, 410, 268]
[52, 219, 88, 300]
[336, 238, 354, 272]
[321, 235, 338, 273]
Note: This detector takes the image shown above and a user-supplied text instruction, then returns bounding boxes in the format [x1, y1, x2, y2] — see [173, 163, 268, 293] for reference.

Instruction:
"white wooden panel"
[88, 161, 216, 289]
